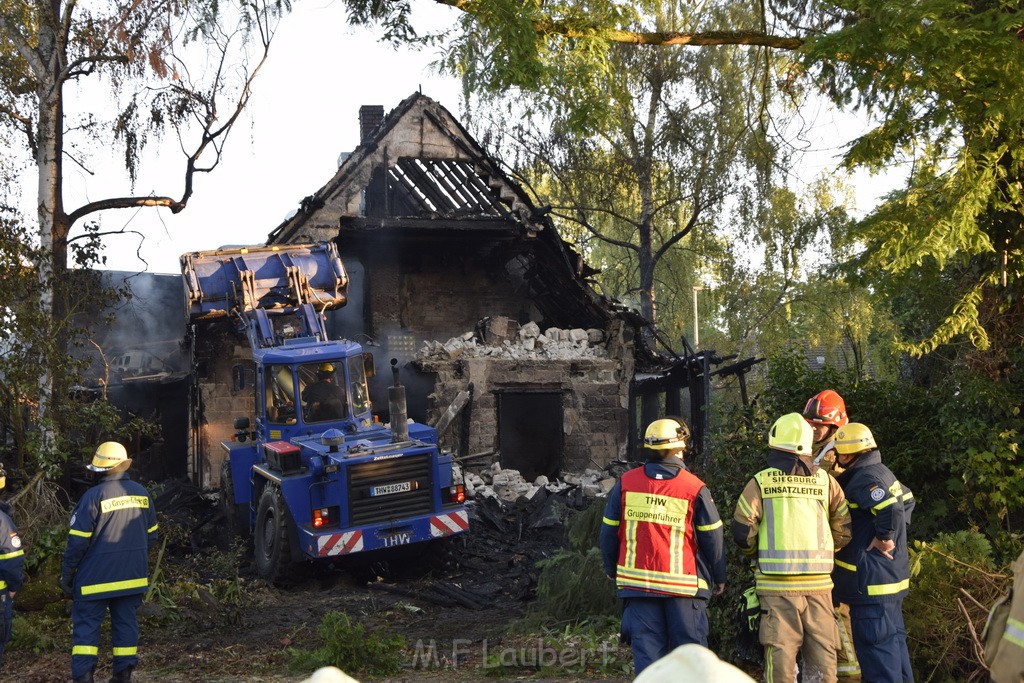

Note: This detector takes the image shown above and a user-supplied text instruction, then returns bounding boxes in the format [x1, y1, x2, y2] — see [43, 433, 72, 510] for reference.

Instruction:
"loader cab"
[254, 341, 374, 442]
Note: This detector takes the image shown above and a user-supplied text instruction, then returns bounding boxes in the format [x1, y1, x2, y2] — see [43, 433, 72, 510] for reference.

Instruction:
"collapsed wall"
[416, 316, 634, 476]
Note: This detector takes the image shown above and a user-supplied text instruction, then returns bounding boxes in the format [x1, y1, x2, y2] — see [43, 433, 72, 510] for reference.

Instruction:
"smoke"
[78, 271, 190, 384]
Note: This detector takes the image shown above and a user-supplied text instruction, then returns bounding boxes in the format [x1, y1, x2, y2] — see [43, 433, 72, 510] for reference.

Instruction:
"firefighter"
[803, 389, 860, 681]
[803, 389, 849, 471]
[0, 464, 25, 671]
[831, 423, 915, 683]
[600, 418, 727, 674]
[62, 442, 159, 683]
[302, 362, 345, 421]
[732, 412, 852, 683]
[984, 547, 1024, 682]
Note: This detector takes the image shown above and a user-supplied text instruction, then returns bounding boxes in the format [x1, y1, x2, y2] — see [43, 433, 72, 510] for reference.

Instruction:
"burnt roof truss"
[388, 158, 514, 220]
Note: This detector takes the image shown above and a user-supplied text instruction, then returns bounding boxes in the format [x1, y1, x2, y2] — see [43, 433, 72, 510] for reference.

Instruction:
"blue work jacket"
[0, 503, 24, 593]
[62, 473, 158, 601]
[832, 451, 915, 604]
[600, 457, 727, 600]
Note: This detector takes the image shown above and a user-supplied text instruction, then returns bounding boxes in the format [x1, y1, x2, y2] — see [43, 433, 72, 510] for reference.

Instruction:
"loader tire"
[220, 460, 250, 540]
[254, 485, 296, 585]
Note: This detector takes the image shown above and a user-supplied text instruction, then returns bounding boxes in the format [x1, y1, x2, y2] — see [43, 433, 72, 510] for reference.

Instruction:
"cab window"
[299, 362, 347, 423]
[266, 365, 298, 425]
[348, 355, 371, 416]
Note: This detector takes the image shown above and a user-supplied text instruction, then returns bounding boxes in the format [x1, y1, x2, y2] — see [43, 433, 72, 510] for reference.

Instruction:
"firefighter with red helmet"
[803, 389, 861, 680]
[803, 389, 849, 471]
[600, 418, 727, 674]
[732, 413, 852, 683]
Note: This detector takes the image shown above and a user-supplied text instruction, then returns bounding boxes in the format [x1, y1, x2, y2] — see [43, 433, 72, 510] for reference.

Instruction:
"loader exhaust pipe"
[388, 358, 409, 443]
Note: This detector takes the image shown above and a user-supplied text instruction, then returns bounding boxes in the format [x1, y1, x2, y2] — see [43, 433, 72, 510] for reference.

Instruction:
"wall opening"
[497, 391, 563, 480]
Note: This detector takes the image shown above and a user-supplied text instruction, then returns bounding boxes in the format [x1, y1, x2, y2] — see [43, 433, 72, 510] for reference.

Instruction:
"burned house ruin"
[182, 93, 759, 488]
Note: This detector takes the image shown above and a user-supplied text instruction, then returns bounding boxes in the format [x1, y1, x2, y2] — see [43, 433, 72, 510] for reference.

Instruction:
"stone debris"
[459, 460, 621, 506]
[418, 316, 608, 361]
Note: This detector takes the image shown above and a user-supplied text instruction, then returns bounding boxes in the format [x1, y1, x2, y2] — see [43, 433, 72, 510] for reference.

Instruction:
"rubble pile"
[417, 317, 608, 361]
[455, 461, 623, 505]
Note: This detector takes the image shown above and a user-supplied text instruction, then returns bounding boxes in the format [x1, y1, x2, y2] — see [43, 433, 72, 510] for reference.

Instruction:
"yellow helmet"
[834, 423, 877, 455]
[0, 464, 6, 490]
[644, 418, 690, 450]
[319, 363, 335, 373]
[88, 441, 130, 472]
[768, 413, 813, 454]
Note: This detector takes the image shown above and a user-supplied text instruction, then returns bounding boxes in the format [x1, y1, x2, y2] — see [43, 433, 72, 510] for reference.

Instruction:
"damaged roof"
[265, 92, 628, 332]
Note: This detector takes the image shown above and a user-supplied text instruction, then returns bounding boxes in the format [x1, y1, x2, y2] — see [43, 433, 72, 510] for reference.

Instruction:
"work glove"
[59, 574, 74, 598]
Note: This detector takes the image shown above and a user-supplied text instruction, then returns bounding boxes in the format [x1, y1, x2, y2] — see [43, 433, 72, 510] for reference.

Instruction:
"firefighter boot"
[109, 667, 134, 683]
[71, 670, 94, 683]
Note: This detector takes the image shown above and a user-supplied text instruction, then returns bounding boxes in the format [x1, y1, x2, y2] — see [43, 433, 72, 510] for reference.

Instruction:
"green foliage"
[287, 611, 405, 676]
[936, 371, 1024, 541]
[21, 523, 66, 577]
[517, 503, 619, 629]
[483, 622, 631, 676]
[905, 533, 1011, 682]
[8, 614, 65, 655]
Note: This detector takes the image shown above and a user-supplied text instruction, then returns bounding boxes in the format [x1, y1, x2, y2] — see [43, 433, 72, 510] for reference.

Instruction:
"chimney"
[359, 105, 384, 144]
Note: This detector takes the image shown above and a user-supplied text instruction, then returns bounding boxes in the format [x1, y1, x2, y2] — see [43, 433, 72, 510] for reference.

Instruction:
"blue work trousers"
[849, 600, 913, 683]
[71, 593, 143, 678]
[0, 593, 12, 669]
[621, 596, 709, 674]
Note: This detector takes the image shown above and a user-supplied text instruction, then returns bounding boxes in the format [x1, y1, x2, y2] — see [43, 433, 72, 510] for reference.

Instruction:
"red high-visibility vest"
[616, 466, 707, 597]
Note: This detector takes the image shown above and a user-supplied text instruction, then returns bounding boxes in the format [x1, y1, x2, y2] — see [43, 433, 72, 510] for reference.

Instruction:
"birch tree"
[0, 0, 283, 456]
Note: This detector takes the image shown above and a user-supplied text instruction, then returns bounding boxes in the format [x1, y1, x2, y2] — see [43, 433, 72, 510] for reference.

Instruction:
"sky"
[49, 0, 900, 277]
[67, 0, 465, 275]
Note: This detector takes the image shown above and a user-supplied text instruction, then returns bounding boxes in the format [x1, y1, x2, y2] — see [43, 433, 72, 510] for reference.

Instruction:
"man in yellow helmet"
[0, 465, 25, 671]
[831, 423, 914, 683]
[302, 362, 346, 421]
[732, 413, 852, 683]
[62, 442, 158, 683]
[600, 417, 727, 674]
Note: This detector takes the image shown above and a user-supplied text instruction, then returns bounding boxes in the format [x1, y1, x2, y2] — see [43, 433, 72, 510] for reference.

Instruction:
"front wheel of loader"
[254, 485, 296, 585]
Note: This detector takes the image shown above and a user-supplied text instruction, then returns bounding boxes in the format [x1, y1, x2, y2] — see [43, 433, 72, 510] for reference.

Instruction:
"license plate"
[370, 481, 412, 497]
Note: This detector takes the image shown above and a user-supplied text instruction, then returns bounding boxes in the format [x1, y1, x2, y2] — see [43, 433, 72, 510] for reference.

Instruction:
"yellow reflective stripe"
[148, 524, 159, 533]
[69, 529, 93, 538]
[602, 516, 620, 527]
[0, 549, 24, 560]
[736, 493, 754, 518]
[80, 577, 149, 596]
[847, 502, 859, 509]
[100, 495, 150, 513]
[1004, 617, 1024, 649]
[696, 519, 722, 532]
[835, 559, 857, 572]
[755, 572, 833, 593]
[765, 644, 776, 683]
[73, 645, 99, 656]
[112, 646, 138, 656]
[836, 500, 849, 516]
[866, 578, 910, 596]
[871, 497, 898, 512]
[616, 567, 705, 596]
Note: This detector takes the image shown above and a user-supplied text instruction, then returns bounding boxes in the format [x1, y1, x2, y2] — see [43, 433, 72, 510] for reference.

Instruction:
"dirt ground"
[5, 488, 635, 683]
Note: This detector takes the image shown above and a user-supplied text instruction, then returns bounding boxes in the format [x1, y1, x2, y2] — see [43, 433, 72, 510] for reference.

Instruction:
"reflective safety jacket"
[62, 473, 158, 601]
[732, 450, 851, 596]
[0, 502, 24, 594]
[600, 458, 727, 600]
[832, 450, 914, 604]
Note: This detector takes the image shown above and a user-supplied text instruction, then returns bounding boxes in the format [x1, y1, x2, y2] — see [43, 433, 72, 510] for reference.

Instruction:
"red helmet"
[803, 390, 849, 428]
